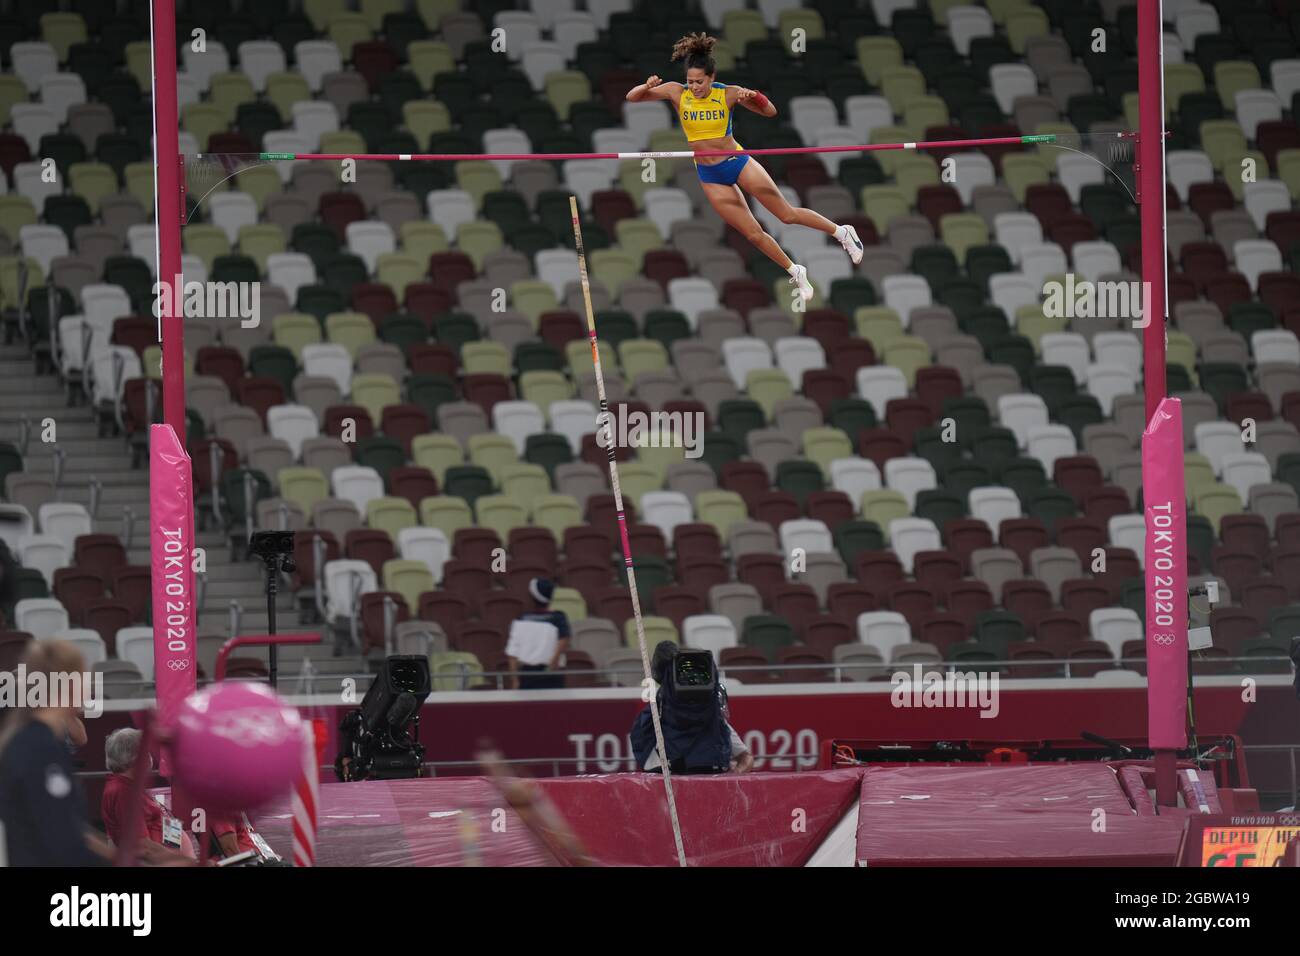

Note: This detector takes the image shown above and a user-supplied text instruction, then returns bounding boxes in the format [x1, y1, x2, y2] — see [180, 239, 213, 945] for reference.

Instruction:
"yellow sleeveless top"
[678, 82, 735, 143]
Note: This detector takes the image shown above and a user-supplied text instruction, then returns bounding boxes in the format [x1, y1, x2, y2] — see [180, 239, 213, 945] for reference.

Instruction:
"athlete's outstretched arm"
[732, 87, 776, 118]
[627, 75, 681, 102]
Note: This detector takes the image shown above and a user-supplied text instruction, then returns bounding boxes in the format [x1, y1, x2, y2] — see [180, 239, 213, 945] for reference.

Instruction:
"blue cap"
[528, 578, 555, 604]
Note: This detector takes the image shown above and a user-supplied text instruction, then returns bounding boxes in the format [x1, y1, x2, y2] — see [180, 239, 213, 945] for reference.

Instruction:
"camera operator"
[630, 641, 754, 774]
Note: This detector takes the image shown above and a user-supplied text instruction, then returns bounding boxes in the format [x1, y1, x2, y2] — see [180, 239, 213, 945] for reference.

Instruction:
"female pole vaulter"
[626, 32, 864, 304]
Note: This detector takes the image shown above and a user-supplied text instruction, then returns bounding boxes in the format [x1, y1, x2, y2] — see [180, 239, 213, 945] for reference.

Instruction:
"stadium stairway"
[0, 338, 315, 662]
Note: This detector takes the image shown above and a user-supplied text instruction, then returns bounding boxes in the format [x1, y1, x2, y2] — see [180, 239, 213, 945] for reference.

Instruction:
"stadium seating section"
[1, 0, 1299, 695]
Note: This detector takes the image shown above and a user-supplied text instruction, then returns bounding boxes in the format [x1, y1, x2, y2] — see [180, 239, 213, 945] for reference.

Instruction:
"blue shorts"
[695, 153, 750, 185]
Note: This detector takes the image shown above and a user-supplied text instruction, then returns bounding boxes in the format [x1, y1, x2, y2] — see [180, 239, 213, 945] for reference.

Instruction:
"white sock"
[788, 263, 802, 276]
[833, 224, 848, 241]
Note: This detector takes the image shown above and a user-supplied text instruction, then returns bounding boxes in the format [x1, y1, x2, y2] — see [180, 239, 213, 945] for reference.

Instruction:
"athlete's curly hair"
[671, 32, 718, 74]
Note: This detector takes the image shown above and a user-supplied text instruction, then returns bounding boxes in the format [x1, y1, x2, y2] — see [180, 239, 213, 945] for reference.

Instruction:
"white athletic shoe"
[838, 224, 864, 264]
[788, 264, 814, 302]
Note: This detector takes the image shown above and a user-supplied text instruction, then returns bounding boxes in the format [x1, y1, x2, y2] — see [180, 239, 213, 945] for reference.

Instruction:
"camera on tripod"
[249, 530, 295, 571]
[335, 656, 432, 781]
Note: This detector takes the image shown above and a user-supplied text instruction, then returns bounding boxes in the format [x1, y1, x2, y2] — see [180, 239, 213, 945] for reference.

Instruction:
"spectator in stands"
[0, 640, 110, 865]
[505, 578, 570, 689]
[101, 728, 195, 859]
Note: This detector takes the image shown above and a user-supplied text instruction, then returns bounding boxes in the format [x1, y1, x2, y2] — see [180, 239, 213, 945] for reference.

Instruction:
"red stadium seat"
[829, 337, 876, 387]
[360, 591, 410, 651]
[914, 365, 963, 418]
[885, 581, 937, 632]
[676, 554, 730, 604]
[776, 646, 831, 682]
[496, 564, 544, 603]
[323, 405, 375, 441]
[318, 192, 367, 241]
[945, 579, 995, 629]
[82, 600, 134, 652]
[440, 560, 493, 602]
[737, 554, 787, 606]
[352, 283, 399, 326]
[507, 527, 558, 569]
[419, 591, 471, 640]
[404, 285, 453, 326]
[53, 568, 106, 625]
[345, 529, 397, 577]
[771, 583, 819, 636]
[857, 427, 908, 468]
[652, 585, 705, 629]
[999, 517, 1048, 569]
[539, 311, 585, 349]
[853, 550, 904, 592]
[827, 582, 877, 628]
[913, 551, 963, 594]
[564, 525, 613, 563]
[452, 528, 503, 567]
[380, 404, 432, 455]
[427, 252, 477, 295]
[803, 614, 853, 658]
[804, 490, 854, 531]
[108, 566, 152, 623]
[628, 522, 668, 561]
[1002, 579, 1053, 634]
[919, 613, 968, 656]
[477, 591, 527, 631]
[75, 534, 127, 569]
[591, 586, 633, 626]
[721, 461, 771, 507]
[801, 309, 852, 352]
[235, 376, 285, 426]
[719, 646, 778, 683]
[943, 518, 994, 572]
[456, 622, 506, 665]
[751, 490, 801, 529]
[560, 558, 615, 604]
[195, 346, 245, 392]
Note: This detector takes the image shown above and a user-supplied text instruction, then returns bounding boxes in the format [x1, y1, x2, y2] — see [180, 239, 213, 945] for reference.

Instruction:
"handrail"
[84, 657, 1298, 697]
[122, 504, 136, 551]
[214, 631, 322, 681]
[312, 535, 328, 622]
[51, 445, 65, 489]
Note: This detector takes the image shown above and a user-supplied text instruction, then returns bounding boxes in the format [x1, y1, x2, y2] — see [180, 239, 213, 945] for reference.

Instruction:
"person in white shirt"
[505, 578, 570, 689]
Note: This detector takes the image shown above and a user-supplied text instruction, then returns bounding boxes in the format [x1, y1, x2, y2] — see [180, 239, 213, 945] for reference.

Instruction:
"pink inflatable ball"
[170, 681, 304, 814]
